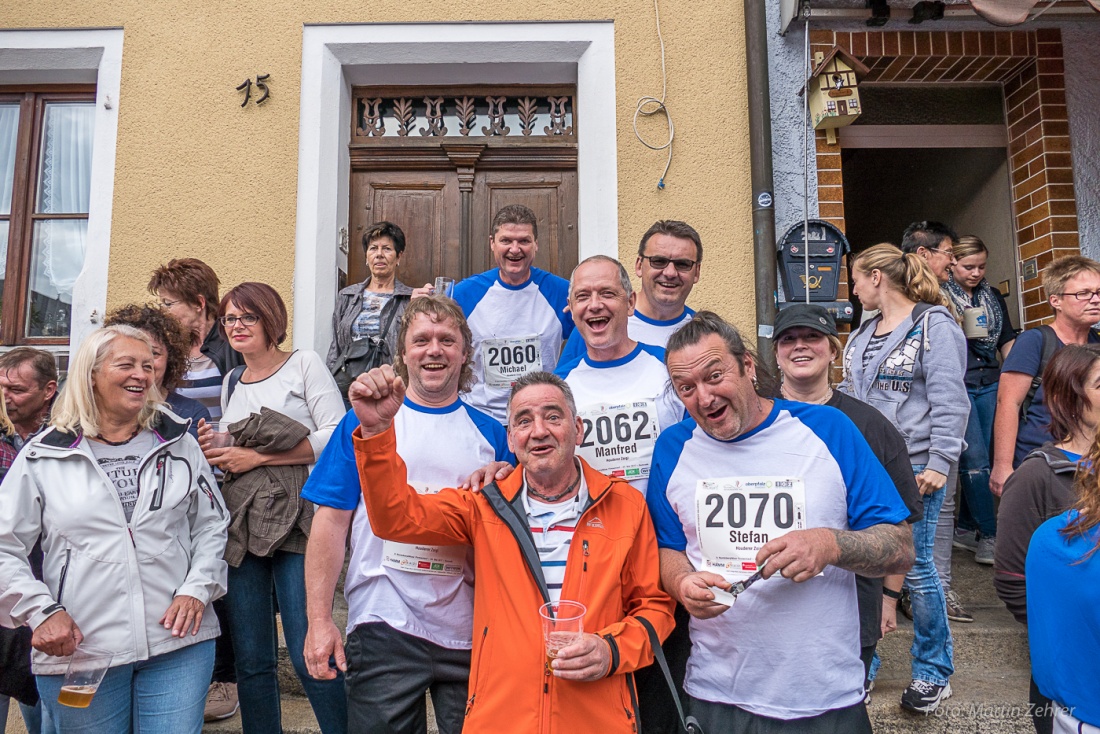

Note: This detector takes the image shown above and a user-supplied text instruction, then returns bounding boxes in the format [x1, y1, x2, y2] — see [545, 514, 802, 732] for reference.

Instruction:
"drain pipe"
[744, 0, 779, 377]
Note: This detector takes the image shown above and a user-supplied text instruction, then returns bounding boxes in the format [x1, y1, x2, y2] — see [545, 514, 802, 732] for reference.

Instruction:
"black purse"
[333, 301, 400, 400]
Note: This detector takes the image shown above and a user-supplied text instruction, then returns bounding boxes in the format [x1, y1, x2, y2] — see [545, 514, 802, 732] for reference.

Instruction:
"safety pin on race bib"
[710, 562, 768, 606]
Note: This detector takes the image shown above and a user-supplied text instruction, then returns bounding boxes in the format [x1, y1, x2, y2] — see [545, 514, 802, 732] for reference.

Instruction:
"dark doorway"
[842, 145, 1021, 329]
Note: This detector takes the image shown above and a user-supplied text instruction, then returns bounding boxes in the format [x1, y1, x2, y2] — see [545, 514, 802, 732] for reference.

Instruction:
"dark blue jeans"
[224, 551, 347, 734]
[957, 382, 998, 538]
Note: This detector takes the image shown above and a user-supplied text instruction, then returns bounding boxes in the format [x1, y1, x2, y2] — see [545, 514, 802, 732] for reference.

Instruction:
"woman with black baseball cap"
[772, 303, 922, 702]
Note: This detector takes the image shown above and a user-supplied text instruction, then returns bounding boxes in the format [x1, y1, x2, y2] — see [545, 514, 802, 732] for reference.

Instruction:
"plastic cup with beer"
[208, 421, 235, 449]
[58, 645, 115, 708]
[539, 600, 586, 670]
[433, 276, 456, 300]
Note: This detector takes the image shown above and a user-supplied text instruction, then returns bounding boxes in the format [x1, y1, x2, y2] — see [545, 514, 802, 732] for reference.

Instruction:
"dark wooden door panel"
[349, 172, 460, 289]
[470, 171, 579, 279]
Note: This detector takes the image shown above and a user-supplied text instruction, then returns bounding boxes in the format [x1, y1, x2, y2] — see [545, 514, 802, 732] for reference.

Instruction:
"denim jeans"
[907, 465, 955, 685]
[37, 640, 213, 734]
[224, 550, 347, 734]
[0, 696, 41, 733]
[933, 463, 958, 593]
[957, 382, 998, 538]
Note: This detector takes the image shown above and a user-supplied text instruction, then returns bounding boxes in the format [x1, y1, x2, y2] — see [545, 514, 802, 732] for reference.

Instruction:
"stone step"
[202, 695, 318, 734]
[877, 605, 1029, 678]
[200, 694, 440, 734]
[868, 674, 1035, 733]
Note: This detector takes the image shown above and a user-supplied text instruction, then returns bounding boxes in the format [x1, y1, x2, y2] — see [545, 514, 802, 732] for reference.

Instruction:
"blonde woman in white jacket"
[0, 325, 228, 733]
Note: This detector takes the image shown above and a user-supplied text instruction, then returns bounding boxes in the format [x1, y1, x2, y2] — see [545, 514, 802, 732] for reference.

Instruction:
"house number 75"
[236, 74, 271, 107]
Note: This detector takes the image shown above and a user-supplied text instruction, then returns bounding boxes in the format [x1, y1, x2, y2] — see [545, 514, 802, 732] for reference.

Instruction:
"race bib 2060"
[695, 476, 806, 580]
[482, 335, 542, 388]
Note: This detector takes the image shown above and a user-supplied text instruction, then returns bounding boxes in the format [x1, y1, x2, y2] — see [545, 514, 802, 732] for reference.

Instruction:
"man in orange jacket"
[351, 367, 675, 733]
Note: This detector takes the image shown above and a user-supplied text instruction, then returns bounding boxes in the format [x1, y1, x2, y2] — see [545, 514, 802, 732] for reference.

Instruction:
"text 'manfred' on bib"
[482, 335, 542, 388]
[575, 401, 660, 481]
[381, 482, 466, 577]
[695, 476, 807, 581]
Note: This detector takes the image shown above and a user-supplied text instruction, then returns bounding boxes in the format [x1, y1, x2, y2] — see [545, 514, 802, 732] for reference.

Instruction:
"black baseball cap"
[773, 304, 838, 338]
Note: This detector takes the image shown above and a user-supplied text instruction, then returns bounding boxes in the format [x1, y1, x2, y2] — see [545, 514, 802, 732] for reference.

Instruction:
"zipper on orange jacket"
[465, 625, 489, 716]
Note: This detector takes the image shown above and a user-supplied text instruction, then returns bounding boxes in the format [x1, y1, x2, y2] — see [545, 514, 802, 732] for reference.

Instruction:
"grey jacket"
[0, 409, 228, 675]
[839, 303, 968, 476]
[326, 278, 413, 373]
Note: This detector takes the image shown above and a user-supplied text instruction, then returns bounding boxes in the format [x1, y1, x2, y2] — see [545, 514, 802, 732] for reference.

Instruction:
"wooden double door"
[347, 87, 580, 289]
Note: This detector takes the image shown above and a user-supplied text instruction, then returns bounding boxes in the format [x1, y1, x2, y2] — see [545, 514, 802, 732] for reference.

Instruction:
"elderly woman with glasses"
[0, 325, 228, 733]
[991, 255, 1100, 497]
[197, 282, 347, 734]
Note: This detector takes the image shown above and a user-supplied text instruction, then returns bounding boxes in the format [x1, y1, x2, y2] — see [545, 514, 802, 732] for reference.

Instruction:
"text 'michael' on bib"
[696, 476, 807, 581]
[482, 335, 542, 388]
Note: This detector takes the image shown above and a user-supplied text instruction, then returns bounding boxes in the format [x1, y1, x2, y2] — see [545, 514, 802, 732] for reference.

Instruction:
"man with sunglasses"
[560, 221, 702, 364]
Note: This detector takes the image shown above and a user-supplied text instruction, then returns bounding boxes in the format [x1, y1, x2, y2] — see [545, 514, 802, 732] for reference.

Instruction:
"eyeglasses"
[219, 314, 260, 327]
[928, 248, 956, 261]
[641, 255, 698, 273]
[1058, 290, 1100, 302]
[159, 298, 181, 309]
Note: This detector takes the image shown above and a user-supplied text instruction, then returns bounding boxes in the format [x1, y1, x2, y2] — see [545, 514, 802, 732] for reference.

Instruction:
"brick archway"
[811, 28, 1078, 327]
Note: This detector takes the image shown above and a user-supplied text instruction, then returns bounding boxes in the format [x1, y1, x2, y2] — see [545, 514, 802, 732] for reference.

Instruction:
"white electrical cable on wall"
[633, 0, 675, 190]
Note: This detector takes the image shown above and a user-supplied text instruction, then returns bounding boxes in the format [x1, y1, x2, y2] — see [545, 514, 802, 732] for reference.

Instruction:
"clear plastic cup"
[208, 421, 235, 449]
[434, 276, 456, 299]
[58, 645, 115, 708]
[539, 600, 586, 669]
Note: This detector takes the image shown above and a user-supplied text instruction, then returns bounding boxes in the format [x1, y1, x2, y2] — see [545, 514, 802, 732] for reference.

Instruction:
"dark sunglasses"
[641, 255, 697, 273]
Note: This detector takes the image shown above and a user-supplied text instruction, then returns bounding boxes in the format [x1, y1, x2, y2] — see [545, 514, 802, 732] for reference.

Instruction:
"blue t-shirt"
[453, 267, 573, 423]
[1026, 510, 1100, 727]
[301, 400, 513, 648]
[559, 308, 695, 364]
[646, 400, 909, 719]
[1002, 327, 1100, 466]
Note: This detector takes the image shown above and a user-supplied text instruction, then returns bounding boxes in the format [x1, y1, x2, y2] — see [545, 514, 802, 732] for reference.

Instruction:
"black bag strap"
[1020, 324, 1057, 420]
[636, 616, 704, 734]
[226, 365, 246, 405]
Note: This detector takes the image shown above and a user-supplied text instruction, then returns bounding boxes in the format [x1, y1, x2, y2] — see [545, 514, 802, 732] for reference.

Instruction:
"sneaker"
[204, 682, 239, 722]
[952, 528, 979, 552]
[945, 589, 974, 623]
[864, 678, 875, 705]
[898, 588, 913, 620]
[901, 679, 952, 714]
[975, 536, 996, 565]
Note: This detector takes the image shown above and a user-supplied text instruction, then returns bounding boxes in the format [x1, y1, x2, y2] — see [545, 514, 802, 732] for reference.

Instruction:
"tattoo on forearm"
[831, 523, 914, 577]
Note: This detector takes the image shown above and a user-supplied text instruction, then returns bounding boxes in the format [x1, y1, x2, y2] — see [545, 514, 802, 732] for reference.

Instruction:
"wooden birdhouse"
[808, 46, 870, 144]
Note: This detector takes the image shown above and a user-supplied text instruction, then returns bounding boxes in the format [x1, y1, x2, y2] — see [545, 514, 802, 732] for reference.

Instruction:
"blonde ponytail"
[853, 243, 951, 310]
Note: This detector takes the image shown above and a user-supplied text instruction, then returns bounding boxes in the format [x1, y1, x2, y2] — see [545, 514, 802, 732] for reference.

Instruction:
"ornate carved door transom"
[348, 85, 579, 288]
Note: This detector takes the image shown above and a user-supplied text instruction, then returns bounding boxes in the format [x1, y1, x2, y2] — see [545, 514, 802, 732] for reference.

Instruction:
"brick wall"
[808, 27, 1081, 328]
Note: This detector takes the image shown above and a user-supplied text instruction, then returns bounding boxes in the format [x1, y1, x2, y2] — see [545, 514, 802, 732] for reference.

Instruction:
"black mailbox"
[777, 220, 854, 323]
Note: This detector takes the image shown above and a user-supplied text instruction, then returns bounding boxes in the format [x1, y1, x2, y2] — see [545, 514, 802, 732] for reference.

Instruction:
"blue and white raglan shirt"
[301, 399, 513, 650]
[559, 308, 696, 364]
[646, 400, 910, 720]
[453, 267, 573, 423]
[555, 343, 684, 496]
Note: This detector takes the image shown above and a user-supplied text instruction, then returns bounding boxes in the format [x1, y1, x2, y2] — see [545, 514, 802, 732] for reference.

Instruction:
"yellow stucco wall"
[3, 1, 755, 342]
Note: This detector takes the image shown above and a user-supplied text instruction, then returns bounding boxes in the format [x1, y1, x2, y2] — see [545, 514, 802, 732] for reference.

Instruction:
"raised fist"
[349, 365, 406, 436]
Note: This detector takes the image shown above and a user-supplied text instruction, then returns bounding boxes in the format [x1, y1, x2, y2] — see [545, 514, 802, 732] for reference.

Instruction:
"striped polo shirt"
[521, 467, 589, 605]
